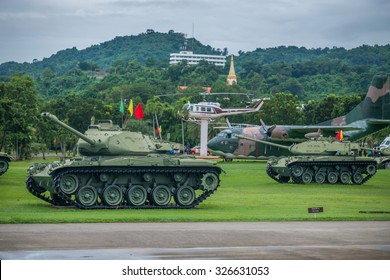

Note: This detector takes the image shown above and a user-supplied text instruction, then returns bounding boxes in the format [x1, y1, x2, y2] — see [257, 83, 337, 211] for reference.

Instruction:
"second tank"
[236, 134, 378, 185]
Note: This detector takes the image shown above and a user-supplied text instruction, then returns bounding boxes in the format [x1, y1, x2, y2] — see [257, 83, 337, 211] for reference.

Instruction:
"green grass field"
[0, 159, 389, 223]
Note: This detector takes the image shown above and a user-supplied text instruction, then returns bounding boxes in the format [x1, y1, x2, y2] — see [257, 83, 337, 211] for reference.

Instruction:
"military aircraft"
[207, 75, 390, 160]
[183, 98, 268, 156]
[183, 98, 266, 120]
[160, 90, 267, 156]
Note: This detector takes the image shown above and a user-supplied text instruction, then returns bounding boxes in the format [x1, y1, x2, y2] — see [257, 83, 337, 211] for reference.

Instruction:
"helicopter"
[207, 75, 390, 161]
[160, 90, 268, 156]
[183, 98, 267, 120]
[181, 95, 267, 156]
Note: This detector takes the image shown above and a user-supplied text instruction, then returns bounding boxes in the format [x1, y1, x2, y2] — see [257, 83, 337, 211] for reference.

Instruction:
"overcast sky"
[1, 0, 389, 64]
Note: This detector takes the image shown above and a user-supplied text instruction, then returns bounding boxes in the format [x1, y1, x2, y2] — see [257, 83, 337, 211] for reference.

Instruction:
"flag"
[134, 103, 144, 120]
[119, 98, 125, 115]
[155, 125, 162, 135]
[336, 130, 343, 140]
[128, 99, 133, 117]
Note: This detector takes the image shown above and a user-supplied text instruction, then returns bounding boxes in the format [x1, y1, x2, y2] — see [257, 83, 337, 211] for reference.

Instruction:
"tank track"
[0, 158, 9, 176]
[266, 161, 377, 185]
[27, 166, 222, 209]
[26, 175, 70, 206]
[266, 163, 290, 184]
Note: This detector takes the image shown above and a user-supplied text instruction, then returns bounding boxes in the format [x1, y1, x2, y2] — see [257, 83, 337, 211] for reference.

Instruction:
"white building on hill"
[169, 50, 226, 67]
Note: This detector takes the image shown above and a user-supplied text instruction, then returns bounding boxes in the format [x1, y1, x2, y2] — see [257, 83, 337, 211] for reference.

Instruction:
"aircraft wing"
[366, 119, 390, 124]
[288, 125, 362, 133]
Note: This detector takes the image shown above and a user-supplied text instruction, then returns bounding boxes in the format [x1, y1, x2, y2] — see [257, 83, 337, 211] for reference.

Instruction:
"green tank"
[236, 134, 378, 185]
[26, 113, 223, 209]
[0, 152, 14, 176]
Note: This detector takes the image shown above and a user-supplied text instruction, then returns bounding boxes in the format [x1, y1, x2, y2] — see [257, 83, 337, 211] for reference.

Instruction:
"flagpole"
[124, 110, 129, 128]
[119, 98, 125, 128]
[181, 118, 185, 154]
[153, 114, 156, 138]
[155, 112, 162, 140]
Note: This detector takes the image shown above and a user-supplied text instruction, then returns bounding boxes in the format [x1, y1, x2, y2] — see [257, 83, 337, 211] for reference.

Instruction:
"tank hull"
[375, 156, 390, 169]
[266, 155, 378, 185]
[26, 155, 223, 209]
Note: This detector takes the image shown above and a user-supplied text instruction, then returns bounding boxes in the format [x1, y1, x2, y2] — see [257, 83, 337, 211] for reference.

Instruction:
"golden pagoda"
[226, 55, 237, 86]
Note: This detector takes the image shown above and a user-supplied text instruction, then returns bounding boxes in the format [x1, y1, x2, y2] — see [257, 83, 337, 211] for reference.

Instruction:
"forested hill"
[0, 30, 223, 76]
[1, 30, 389, 79]
[1, 30, 390, 105]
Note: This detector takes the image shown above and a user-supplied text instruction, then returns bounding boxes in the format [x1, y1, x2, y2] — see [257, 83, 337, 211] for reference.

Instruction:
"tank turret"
[42, 112, 168, 156]
[235, 134, 378, 185]
[0, 152, 14, 176]
[26, 113, 223, 209]
[235, 134, 361, 156]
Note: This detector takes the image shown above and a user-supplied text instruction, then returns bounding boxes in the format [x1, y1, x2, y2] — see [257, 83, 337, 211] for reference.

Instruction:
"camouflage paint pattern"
[208, 75, 390, 160]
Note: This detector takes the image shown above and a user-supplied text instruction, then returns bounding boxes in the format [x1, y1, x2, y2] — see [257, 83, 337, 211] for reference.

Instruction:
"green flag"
[119, 98, 125, 115]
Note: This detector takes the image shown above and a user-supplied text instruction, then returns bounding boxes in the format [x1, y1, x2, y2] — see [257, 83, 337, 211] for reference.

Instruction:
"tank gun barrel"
[234, 134, 290, 150]
[41, 112, 96, 145]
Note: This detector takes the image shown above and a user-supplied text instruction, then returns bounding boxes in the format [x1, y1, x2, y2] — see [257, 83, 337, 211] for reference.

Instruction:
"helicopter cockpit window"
[217, 132, 229, 138]
[217, 130, 237, 139]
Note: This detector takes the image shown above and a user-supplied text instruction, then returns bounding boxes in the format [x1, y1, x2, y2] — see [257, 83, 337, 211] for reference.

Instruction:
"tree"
[0, 76, 40, 159]
[260, 92, 303, 125]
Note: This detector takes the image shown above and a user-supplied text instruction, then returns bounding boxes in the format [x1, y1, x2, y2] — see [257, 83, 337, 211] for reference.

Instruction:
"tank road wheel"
[59, 174, 79, 194]
[315, 172, 326, 184]
[126, 185, 147, 206]
[301, 171, 313, 184]
[0, 159, 9, 175]
[201, 173, 219, 191]
[174, 186, 195, 206]
[352, 172, 364, 184]
[339, 172, 351, 184]
[76, 185, 98, 207]
[291, 165, 304, 177]
[151, 185, 171, 206]
[366, 164, 377, 175]
[102, 185, 123, 206]
[327, 171, 338, 184]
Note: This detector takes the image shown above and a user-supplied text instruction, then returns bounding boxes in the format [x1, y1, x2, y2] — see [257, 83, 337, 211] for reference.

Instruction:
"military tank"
[0, 152, 14, 176]
[235, 134, 378, 185]
[26, 113, 223, 209]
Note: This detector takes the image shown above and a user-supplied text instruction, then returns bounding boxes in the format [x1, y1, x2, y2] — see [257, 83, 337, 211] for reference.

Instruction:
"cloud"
[1, 0, 389, 63]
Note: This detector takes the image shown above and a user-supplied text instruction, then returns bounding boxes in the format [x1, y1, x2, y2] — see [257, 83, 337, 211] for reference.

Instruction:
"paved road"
[1, 221, 389, 259]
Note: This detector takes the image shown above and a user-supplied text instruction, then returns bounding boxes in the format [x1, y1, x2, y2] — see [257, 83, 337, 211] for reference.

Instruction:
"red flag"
[134, 103, 144, 120]
[336, 130, 343, 140]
